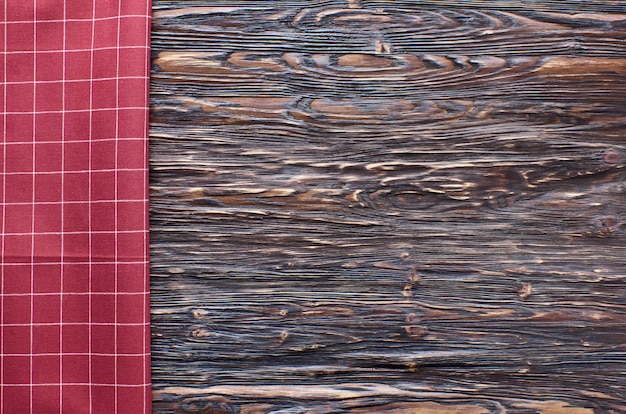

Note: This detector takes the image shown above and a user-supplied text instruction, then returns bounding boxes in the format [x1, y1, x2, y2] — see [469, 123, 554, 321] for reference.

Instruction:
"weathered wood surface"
[149, 1, 626, 412]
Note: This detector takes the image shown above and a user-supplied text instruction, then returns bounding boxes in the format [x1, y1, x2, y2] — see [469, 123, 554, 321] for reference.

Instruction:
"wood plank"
[149, 1, 626, 412]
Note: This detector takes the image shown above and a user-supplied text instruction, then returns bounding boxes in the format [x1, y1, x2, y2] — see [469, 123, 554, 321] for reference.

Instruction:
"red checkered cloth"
[1, 1, 151, 413]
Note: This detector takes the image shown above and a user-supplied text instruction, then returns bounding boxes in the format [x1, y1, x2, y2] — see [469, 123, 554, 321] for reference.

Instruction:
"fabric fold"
[1, 1, 151, 412]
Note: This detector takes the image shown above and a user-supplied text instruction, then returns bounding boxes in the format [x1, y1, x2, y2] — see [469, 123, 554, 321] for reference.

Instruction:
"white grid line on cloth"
[59, 0, 67, 405]
[1, 0, 8, 407]
[4, 230, 149, 235]
[3, 293, 149, 298]
[0, 14, 149, 25]
[3, 261, 148, 265]
[3, 199, 147, 205]
[3, 383, 152, 388]
[1, 45, 148, 56]
[4, 106, 147, 114]
[3, 352, 150, 357]
[88, 2, 96, 409]
[29, 2, 37, 411]
[3, 168, 149, 175]
[5, 75, 149, 85]
[114, 3, 122, 409]
[142, 2, 150, 410]
[3, 137, 145, 145]
[1, 321, 149, 326]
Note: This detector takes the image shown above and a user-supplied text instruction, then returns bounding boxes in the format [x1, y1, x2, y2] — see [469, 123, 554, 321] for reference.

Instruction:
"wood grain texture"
[149, 1, 626, 412]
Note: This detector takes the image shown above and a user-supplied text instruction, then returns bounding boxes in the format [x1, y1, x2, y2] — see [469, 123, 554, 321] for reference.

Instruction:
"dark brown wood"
[149, 1, 626, 412]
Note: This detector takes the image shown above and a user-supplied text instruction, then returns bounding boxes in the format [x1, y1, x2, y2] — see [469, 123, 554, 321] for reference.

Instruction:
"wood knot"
[518, 282, 532, 299]
[168, 267, 185, 274]
[604, 151, 621, 165]
[404, 325, 428, 338]
[192, 309, 209, 319]
[566, 39, 584, 54]
[408, 268, 421, 283]
[184, 398, 235, 414]
[375, 39, 391, 54]
[600, 217, 618, 234]
[405, 313, 420, 324]
[191, 328, 211, 338]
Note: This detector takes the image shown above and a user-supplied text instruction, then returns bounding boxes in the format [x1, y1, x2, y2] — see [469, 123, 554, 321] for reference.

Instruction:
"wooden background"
[148, 1, 626, 412]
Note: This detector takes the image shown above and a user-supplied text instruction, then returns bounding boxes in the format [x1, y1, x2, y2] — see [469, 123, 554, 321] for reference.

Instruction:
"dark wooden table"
[149, 1, 626, 412]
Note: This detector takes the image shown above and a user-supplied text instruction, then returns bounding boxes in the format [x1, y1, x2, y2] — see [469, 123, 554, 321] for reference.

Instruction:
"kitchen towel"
[1, 0, 151, 412]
